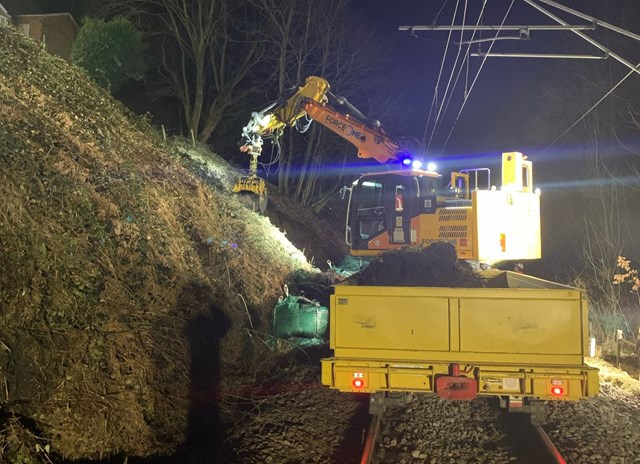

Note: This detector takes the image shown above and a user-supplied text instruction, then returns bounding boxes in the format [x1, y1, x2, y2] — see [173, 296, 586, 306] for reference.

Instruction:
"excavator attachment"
[234, 77, 330, 213]
[233, 140, 268, 212]
[233, 175, 268, 212]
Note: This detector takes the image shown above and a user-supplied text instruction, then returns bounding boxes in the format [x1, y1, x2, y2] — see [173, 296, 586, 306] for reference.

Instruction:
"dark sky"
[12, 0, 640, 164]
[355, 1, 640, 161]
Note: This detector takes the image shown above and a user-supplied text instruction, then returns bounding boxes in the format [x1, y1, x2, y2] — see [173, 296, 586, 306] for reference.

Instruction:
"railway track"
[358, 400, 568, 464]
[359, 414, 381, 464]
[533, 423, 566, 464]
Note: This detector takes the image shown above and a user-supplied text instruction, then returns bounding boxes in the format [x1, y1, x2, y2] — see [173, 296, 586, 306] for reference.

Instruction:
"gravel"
[546, 381, 640, 464]
[226, 360, 639, 464]
[377, 395, 514, 464]
[226, 384, 361, 463]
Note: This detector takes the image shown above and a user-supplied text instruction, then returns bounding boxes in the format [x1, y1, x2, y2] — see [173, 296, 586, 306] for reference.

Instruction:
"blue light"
[401, 157, 412, 166]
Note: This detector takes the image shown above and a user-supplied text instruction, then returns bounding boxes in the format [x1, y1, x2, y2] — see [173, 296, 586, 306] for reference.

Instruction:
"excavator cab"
[346, 171, 442, 252]
[345, 152, 541, 263]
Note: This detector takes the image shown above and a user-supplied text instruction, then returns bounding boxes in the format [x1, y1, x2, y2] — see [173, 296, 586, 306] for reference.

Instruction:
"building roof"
[13, 12, 80, 30]
[1, 0, 83, 22]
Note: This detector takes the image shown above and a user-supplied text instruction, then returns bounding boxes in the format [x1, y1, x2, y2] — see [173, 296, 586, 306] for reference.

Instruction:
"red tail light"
[551, 386, 564, 396]
[352, 378, 364, 389]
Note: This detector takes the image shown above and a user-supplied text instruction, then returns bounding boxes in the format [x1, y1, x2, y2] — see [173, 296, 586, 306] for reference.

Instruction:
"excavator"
[235, 76, 541, 263]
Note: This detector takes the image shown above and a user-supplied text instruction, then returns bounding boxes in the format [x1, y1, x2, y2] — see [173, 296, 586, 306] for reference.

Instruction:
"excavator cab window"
[416, 176, 442, 212]
[356, 180, 385, 217]
[355, 180, 386, 241]
[395, 185, 405, 212]
[350, 174, 419, 249]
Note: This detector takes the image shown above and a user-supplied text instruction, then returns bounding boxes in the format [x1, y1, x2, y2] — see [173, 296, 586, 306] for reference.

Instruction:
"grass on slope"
[0, 25, 314, 461]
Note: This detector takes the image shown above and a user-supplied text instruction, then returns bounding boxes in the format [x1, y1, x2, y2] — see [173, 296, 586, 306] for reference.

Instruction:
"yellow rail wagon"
[321, 270, 599, 423]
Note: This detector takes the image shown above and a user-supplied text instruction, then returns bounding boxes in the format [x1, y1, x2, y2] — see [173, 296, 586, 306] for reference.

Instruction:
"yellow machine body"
[321, 270, 599, 402]
[348, 152, 541, 263]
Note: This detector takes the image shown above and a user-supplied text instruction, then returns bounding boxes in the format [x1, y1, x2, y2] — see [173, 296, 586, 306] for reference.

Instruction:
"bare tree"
[90, 0, 263, 142]
[249, 0, 393, 204]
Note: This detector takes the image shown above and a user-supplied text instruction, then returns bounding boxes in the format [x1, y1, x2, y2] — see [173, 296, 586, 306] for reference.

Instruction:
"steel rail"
[359, 414, 381, 464]
[533, 424, 567, 464]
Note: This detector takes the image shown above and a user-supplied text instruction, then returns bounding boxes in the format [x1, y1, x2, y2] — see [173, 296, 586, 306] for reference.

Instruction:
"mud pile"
[352, 242, 485, 287]
[0, 26, 323, 461]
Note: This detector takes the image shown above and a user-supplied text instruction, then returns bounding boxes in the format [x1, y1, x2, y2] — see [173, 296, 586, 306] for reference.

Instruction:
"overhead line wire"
[422, 0, 460, 147]
[541, 62, 640, 153]
[521, 0, 640, 151]
[434, 0, 450, 23]
[426, 0, 469, 154]
[432, 1, 490, 149]
[440, 0, 516, 153]
[522, 0, 640, 77]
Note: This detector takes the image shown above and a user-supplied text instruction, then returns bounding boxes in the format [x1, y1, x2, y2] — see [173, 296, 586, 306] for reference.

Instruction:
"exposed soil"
[0, 26, 345, 463]
[352, 242, 484, 287]
[2, 21, 639, 464]
[265, 188, 349, 271]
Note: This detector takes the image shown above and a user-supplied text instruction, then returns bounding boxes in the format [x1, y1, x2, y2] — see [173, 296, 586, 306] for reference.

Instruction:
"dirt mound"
[352, 242, 485, 287]
[265, 189, 349, 270]
[0, 26, 327, 461]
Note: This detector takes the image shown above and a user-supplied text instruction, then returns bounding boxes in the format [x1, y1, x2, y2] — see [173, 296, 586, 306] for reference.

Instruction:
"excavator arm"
[234, 76, 330, 211]
[302, 100, 402, 164]
[234, 76, 407, 211]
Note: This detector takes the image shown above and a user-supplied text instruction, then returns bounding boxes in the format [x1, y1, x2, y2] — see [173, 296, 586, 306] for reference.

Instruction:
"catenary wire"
[434, 0, 450, 23]
[422, 0, 461, 146]
[541, 64, 640, 153]
[439, 0, 516, 153]
[427, 0, 489, 154]
[426, 0, 470, 154]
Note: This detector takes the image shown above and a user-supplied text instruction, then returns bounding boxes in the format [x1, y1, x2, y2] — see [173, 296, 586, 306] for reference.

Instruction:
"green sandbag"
[330, 255, 373, 278]
[272, 295, 328, 339]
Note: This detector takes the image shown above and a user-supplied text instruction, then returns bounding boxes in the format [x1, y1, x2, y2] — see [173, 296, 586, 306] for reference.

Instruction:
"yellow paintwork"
[473, 190, 541, 261]
[321, 270, 599, 401]
[502, 152, 533, 192]
[450, 171, 470, 199]
[321, 359, 599, 400]
[232, 176, 266, 195]
[413, 190, 542, 262]
[418, 206, 475, 259]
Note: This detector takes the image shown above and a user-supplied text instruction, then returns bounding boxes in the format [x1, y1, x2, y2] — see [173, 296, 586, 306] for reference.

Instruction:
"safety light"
[352, 372, 365, 389]
[401, 157, 412, 166]
[259, 113, 272, 127]
[551, 386, 564, 396]
[426, 162, 437, 172]
[411, 159, 423, 169]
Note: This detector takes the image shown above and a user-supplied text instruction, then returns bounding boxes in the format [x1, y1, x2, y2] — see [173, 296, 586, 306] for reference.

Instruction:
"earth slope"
[0, 26, 345, 461]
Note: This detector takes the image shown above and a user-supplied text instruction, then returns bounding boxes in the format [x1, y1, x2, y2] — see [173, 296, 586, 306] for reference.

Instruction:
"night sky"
[355, 1, 640, 162]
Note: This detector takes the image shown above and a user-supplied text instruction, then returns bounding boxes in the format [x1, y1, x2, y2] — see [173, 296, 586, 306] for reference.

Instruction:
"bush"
[71, 17, 145, 93]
